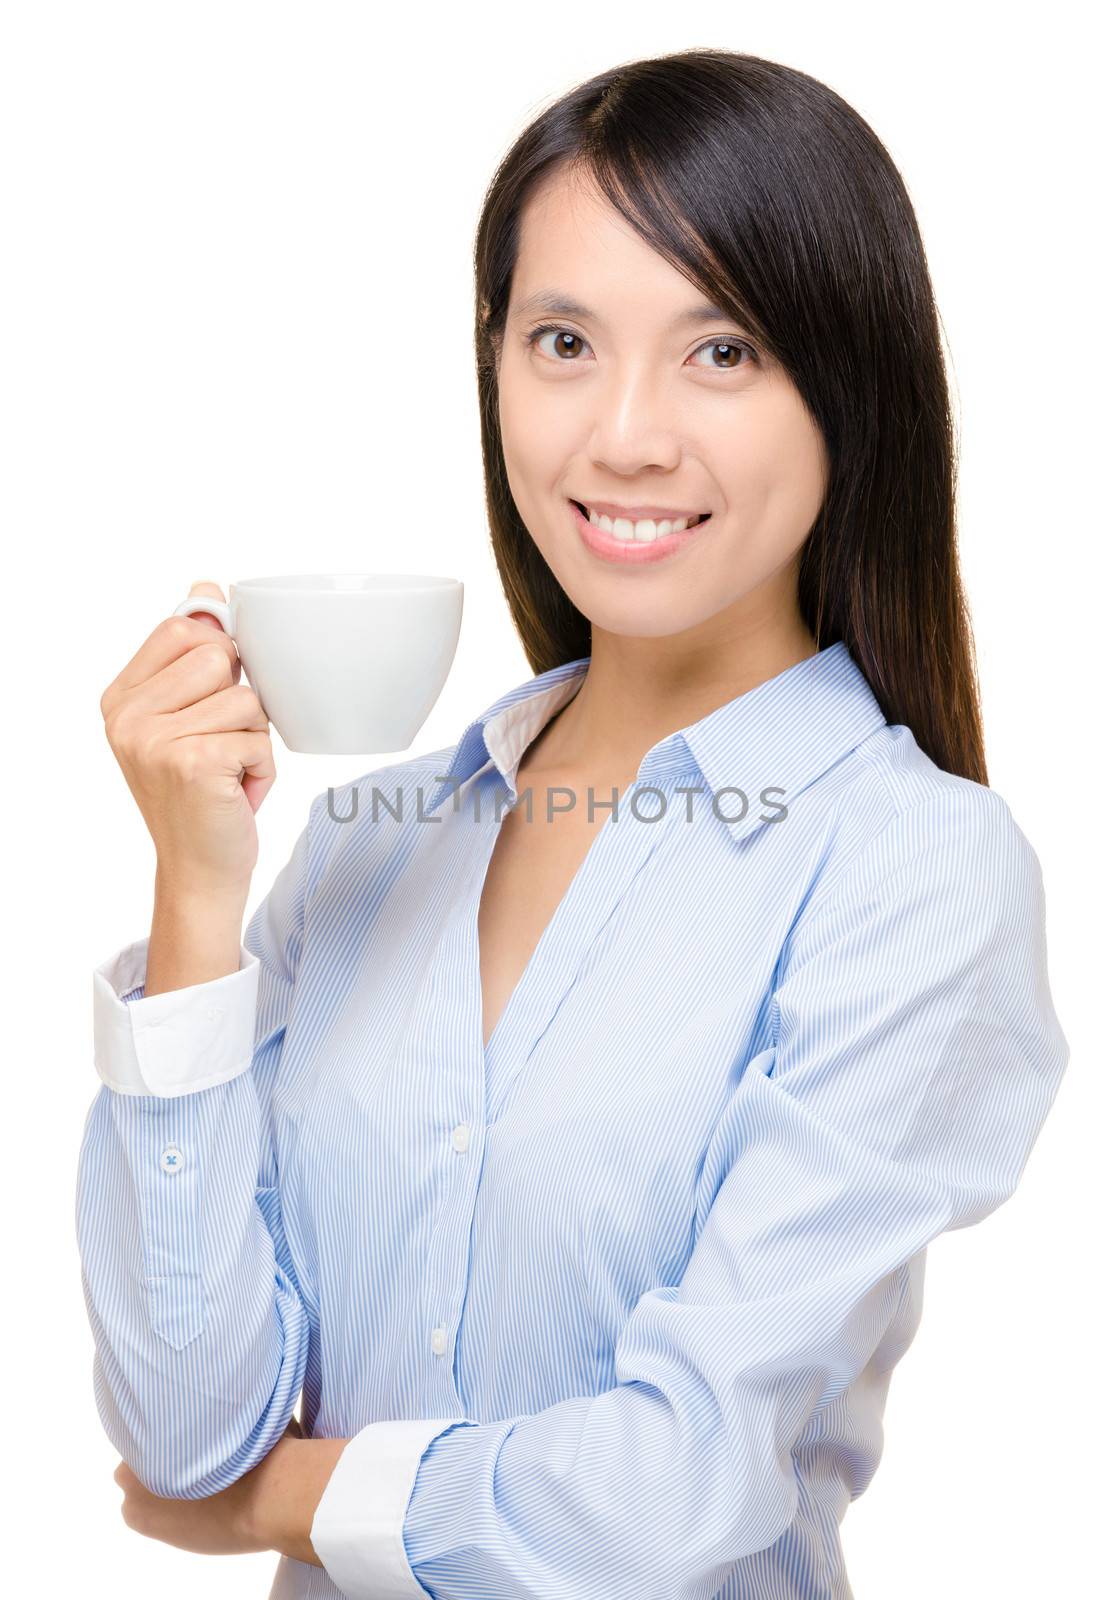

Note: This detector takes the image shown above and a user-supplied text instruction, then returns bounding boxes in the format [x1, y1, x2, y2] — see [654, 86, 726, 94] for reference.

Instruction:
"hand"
[113, 1419, 349, 1568]
[113, 1416, 305, 1559]
[113, 1457, 273, 1559]
[99, 579, 277, 901]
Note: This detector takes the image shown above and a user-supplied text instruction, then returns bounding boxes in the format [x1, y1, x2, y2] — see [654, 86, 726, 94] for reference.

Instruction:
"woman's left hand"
[113, 1416, 303, 1558]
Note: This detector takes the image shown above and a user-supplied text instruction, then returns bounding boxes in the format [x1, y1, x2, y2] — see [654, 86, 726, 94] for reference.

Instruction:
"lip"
[568, 498, 712, 565]
[575, 499, 710, 521]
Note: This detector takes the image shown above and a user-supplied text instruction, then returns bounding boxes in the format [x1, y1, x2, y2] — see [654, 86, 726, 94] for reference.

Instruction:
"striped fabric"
[76, 640, 1069, 1599]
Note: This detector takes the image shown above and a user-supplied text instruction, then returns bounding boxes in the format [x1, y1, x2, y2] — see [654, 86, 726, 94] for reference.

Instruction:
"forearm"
[249, 1436, 351, 1567]
[82, 812, 317, 1499]
[144, 869, 248, 995]
[77, 1068, 313, 1496]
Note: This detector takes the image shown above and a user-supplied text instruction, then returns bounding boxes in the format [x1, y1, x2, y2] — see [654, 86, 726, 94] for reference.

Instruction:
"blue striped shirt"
[76, 640, 1069, 1599]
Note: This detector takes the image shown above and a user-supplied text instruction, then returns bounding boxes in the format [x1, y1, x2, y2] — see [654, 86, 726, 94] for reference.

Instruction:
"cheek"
[499, 389, 581, 533]
[718, 398, 827, 527]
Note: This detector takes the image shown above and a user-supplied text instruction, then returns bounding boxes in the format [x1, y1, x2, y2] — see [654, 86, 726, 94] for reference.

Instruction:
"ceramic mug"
[172, 572, 463, 754]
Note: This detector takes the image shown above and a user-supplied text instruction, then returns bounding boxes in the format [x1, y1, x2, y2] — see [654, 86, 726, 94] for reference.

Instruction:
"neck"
[523, 611, 819, 787]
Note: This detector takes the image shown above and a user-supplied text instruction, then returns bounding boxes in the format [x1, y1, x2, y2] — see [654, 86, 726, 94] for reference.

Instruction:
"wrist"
[154, 866, 251, 912]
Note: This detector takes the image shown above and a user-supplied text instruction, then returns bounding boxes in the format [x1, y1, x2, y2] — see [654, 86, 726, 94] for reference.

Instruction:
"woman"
[79, 48, 1069, 1600]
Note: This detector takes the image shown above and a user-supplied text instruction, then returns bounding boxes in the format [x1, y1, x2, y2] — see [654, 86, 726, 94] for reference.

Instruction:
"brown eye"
[529, 326, 592, 361]
[690, 339, 756, 371]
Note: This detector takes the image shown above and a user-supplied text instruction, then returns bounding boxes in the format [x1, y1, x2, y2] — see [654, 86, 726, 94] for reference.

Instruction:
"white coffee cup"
[172, 572, 463, 755]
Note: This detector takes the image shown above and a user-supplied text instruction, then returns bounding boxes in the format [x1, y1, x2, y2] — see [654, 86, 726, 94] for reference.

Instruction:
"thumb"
[187, 579, 227, 632]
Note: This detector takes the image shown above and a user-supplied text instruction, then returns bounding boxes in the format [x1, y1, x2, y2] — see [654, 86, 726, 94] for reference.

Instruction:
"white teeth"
[585, 505, 698, 541]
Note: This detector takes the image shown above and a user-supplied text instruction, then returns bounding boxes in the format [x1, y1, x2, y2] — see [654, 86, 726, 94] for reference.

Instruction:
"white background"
[2, 2, 1099, 1594]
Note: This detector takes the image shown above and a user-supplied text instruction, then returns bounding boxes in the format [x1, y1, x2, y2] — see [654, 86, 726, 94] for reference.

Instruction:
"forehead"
[509, 166, 705, 316]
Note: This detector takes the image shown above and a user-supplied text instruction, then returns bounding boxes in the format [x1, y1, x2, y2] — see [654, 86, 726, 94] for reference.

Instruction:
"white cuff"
[310, 1418, 463, 1599]
[92, 937, 260, 1097]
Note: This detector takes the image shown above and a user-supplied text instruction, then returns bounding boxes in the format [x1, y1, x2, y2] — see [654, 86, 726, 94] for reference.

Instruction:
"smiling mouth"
[570, 501, 712, 539]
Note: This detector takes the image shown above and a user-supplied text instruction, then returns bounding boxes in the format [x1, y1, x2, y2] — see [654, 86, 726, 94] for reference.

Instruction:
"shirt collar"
[425, 640, 887, 845]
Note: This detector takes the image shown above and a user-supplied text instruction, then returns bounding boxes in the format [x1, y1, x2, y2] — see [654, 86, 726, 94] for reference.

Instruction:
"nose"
[587, 365, 683, 476]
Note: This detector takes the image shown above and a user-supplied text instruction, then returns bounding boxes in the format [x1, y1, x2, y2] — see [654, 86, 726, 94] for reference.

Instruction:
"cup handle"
[173, 595, 235, 635]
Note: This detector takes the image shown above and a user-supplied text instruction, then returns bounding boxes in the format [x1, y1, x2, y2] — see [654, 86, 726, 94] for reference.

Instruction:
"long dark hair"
[472, 48, 987, 785]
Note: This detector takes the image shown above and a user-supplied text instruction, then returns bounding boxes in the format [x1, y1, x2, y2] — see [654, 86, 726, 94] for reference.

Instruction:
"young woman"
[79, 48, 1069, 1600]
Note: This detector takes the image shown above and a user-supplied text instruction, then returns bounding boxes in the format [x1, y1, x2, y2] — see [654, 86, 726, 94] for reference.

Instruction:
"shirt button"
[430, 1325, 448, 1356]
[451, 1122, 470, 1153]
[159, 1145, 184, 1174]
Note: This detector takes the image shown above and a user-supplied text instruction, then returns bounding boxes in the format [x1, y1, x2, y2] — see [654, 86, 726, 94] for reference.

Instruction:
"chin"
[566, 590, 723, 641]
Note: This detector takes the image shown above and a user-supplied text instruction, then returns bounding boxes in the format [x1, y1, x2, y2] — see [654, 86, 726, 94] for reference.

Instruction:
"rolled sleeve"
[76, 804, 319, 1497]
[92, 937, 261, 1097]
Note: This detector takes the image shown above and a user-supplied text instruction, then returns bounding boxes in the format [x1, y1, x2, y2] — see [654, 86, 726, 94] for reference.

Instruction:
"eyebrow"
[511, 289, 736, 328]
